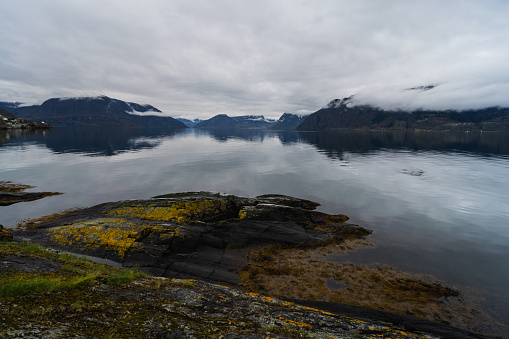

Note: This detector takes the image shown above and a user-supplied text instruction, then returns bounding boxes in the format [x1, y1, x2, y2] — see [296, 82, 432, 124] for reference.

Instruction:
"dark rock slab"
[0, 191, 62, 206]
[292, 299, 492, 339]
[12, 192, 371, 285]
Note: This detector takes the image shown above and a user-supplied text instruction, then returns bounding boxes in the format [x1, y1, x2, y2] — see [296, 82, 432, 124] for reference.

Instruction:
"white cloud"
[1, 0, 509, 119]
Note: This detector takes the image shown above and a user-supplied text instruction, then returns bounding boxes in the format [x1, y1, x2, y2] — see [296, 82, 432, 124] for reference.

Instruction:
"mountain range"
[194, 113, 309, 130]
[271, 113, 310, 130]
[296, 97, 509, 132]
[194, 114, 275, 129]
[0, 96, 186, 129]
[2, 94, 508, 131]
[0, 96, 309, 130]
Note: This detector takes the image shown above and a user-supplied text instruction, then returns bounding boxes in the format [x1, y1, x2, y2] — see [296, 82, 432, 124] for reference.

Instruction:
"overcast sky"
[1, 0, 509, 119]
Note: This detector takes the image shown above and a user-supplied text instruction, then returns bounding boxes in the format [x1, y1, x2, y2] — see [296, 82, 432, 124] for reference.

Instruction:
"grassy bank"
[0, 240, 445, 338]
[0, 241, 144, 298]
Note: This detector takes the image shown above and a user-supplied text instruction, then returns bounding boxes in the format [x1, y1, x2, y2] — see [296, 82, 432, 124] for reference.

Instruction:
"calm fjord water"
[2, 127, 509, 327]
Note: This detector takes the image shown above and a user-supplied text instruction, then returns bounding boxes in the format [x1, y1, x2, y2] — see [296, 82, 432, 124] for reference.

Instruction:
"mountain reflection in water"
[1, 127, 508, 335]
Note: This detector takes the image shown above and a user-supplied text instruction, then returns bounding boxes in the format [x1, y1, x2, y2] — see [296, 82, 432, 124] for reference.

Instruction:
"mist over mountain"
[4, 91, 509, 132]
[3, 96, 186, 128]
[126, 102, 162, 114]
[296, 96, 509, 132]
[0, 102, 24, 113]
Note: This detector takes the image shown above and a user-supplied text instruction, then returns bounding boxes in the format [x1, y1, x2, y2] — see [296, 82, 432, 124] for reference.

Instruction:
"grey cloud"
[1, 0, 509, 119]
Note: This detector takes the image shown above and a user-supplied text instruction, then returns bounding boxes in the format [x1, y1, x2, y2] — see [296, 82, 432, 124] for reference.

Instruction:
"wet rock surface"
[0, 240, 490, 339]
[7, 192, 501, 338]
[12, 192, 368, 286]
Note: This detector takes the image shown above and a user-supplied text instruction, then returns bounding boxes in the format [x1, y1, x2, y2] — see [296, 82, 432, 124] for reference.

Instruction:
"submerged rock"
[13, 192, 370, 285]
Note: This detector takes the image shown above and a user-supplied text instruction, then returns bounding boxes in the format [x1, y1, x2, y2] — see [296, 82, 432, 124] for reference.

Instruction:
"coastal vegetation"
[2, 191, 502, 337]
[0, 241, 144, 298]
[1, 240, 438, 338]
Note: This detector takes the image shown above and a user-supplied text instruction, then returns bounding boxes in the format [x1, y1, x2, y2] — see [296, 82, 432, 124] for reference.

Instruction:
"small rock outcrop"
[0, 181, 62, 206]
[13, 192, 370, 285]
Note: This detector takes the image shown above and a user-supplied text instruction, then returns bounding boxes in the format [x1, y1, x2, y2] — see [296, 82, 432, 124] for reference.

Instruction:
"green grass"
[104, 267, 144, 285]
[7, 240, 47, 254]
[0, 241, 145, 298]
[0, 275, 96, 298]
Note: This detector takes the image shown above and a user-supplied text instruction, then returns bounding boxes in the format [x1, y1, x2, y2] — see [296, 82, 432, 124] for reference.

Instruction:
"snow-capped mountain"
[271, 113, 310, 130]
[195, 114, 275, 129]
[176, 118, 204, 127]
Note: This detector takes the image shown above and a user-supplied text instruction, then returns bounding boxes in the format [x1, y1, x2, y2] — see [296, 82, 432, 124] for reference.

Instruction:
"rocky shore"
[12, 192, 367, 284]
[1, 191, 500, 338]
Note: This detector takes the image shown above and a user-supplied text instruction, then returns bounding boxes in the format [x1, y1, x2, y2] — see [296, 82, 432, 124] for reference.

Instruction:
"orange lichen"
[0, 228, 13, 241]
[277, 316, 312, 328]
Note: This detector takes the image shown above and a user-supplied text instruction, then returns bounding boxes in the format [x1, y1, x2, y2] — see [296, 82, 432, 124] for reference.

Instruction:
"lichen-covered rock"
[12, 192, 370, 285]
[0, 225, 13, 241]
[8, 193, 498, 336]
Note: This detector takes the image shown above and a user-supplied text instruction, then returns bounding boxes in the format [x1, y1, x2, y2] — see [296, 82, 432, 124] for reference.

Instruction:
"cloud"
[1, 0, 509, 119]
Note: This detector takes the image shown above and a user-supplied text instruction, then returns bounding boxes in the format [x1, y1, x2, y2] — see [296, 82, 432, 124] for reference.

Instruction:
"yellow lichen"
[47, 219, 144, 258]
[238, 209, 247, 220]
[106, 199, 227, 224]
